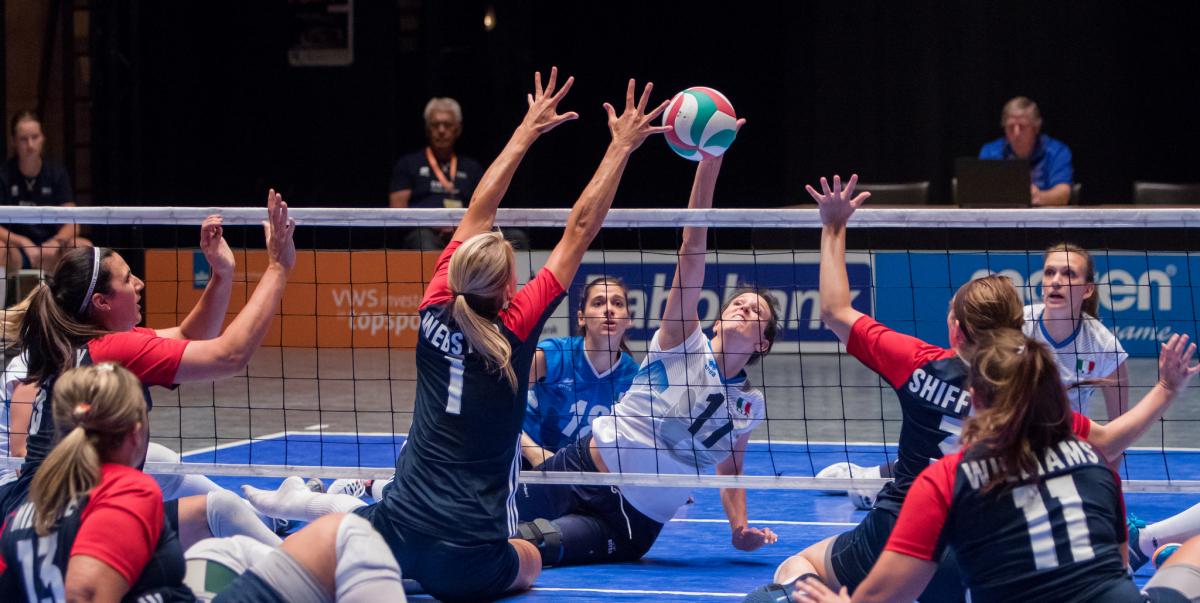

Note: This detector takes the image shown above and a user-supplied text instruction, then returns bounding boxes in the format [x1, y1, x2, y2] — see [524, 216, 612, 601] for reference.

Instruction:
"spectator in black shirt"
[0, 111, 91, 273]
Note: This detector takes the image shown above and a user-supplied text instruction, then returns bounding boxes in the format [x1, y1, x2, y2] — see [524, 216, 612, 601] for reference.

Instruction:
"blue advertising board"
[566, 251, 872, 348]
[873, 251, 1199, 357]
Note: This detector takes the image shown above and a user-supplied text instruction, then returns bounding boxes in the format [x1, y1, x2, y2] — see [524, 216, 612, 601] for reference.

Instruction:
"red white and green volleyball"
[663, 87, 738, 161]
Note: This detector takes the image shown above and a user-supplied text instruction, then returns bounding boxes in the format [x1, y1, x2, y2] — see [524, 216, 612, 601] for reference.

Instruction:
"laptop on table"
[955, 158, 1031, 208]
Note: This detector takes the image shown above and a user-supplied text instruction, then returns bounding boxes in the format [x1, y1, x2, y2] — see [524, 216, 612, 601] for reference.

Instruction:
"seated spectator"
[0, 110, 91, 273]
[389, 97, 528, 249]
[389, 97, 485, 249]
[979, 96, 1073, 207]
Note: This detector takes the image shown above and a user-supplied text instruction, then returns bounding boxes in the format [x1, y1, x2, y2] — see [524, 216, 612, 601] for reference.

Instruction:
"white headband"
[78, 247, 101, 315]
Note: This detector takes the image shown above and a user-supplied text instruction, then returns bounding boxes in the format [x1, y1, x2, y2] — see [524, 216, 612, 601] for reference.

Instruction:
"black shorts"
[0, 462, 36, 518]
[354, 503, 518, 602]
[831, 507, 966, 603]
[211, 570, 287, 603]
[516, 435, 664, 564]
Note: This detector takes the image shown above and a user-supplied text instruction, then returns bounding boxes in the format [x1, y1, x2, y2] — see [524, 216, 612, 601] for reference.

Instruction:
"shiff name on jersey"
[906, 367, 971, 414]
[421, 312, 465, 355]
[960, 439, 1102, 491]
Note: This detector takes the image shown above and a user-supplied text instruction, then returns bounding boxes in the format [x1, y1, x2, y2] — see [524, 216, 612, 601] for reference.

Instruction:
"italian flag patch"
[736, 397, 752, 416]
[1076, 359, 1096, 373]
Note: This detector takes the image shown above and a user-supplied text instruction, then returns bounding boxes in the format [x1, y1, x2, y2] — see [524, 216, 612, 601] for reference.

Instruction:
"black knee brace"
[742, 573, 819, 603]
[516, 518, 563, 566]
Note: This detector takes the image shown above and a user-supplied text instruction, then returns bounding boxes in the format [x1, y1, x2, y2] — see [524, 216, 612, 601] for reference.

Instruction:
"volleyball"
[1154, 542, 1182, 568]
[663, 87, 738, 161]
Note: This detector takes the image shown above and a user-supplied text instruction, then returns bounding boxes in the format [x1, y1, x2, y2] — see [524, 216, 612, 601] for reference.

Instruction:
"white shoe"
[816, 462, 865, 494]
[328, 478, 374, 500]
[816, 462, 881, 510]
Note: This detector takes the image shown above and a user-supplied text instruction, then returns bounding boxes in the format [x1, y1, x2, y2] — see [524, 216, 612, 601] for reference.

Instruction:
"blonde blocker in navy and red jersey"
[885, 437, 1135, 603]
[378, 239, 566, 543]
[844, 315, 973, 514]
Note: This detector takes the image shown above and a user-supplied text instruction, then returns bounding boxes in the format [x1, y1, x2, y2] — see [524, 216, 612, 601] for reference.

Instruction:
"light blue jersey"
[524, 336, 638, 452]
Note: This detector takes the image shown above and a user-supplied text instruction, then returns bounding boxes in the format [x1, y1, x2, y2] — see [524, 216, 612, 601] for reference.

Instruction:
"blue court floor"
[184, 434, 1200, 601]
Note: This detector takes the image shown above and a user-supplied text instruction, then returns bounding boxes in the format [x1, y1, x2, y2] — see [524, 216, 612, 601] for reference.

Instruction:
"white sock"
[206, 490, 283, 547]
[1141, 503, 1200, 557]
[243, 476, 365, 523]
[334, 514, 406, 602]
[371, 477, 392, 501]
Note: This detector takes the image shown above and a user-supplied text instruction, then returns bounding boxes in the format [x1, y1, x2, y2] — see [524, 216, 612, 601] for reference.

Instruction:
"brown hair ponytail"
[960, 328, 1073, 492]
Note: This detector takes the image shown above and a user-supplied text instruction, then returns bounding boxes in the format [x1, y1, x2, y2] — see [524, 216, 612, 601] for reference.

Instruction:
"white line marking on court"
[530, 587, 743, 598]
[673, 518, 855, 527]
[304, 424, 330, 430]
[181, 431, 1200, 457]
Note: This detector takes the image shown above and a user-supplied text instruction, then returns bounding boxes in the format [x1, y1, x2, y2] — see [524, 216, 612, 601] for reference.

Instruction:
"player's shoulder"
[95, 463, 161, 501]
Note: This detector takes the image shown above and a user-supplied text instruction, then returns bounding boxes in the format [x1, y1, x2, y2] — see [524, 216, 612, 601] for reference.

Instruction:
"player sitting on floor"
[520, 275, 638, 468]
[790, 328, 1200, 603]
[0, 191, 296, 551]
[0, 363, 407, 603]
[762, 175, 1200, 603]
[242, 69, 672, 601]
[326, 275, 639, 502]
[513, 130, 785, 568]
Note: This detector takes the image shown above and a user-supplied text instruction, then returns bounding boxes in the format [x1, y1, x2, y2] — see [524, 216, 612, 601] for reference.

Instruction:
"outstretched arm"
[808, 175, 870, 344]
[453, 68, 579, 243]
[1087, 334, 1199, 460]
[157, 215, 235, 341]
[717, 432, 777, 551]
[658, 152, 729, 350]
[542, 79, 671, 288]
[174, 190, 296, 383]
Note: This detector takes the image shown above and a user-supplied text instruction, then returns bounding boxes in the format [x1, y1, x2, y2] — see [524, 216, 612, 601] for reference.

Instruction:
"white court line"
[531, 587, 743, 598]
[182, 432, 1200, 457]
[673, 518, 856, 527]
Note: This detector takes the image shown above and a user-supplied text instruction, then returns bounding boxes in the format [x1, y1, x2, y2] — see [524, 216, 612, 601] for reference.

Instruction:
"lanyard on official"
[425, 147, 458, 194]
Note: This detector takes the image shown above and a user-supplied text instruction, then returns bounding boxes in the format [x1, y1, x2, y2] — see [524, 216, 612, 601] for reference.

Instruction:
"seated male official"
[388, 97, 484, 249]
[979, 96, 1073, 207]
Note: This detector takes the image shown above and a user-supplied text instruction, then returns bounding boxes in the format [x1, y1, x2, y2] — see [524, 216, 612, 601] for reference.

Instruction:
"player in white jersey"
[1024, 242, 1129, 418]
[0, 353, 31, 486]
[513, 130, 784, 567]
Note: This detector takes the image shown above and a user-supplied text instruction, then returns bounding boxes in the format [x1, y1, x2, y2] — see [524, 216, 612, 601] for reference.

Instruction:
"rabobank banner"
[525, 251, 872, 351]
[873, 251, 1198, 357]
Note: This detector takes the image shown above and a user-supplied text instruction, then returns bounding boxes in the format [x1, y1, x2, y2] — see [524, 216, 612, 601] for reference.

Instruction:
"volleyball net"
[1, 205, 1199, 493]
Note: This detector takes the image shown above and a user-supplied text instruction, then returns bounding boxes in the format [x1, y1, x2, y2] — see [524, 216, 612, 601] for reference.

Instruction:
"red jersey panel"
[87, 327, 189, 387]
[887, 438, 1130, 603]
[846, 316, 970, 513]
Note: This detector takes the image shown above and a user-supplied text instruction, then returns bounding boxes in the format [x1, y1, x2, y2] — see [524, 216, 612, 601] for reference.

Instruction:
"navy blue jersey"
[524, 336, 638, 451]
[888, 439, 1130, 603]
[846, 316, 971, 514]
[1, 158, 73, 244]
[0, 464, 193, 603]
[24, 328, 182, 471]
[388, 150, 484, 209]
[380, 240, 565, 543]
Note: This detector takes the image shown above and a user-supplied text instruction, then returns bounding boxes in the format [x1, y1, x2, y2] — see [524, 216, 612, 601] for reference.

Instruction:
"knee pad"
[334, 514, 403, 599]
[516, 518, 563, 566]
[184, 536, 274, 600]
[743, 574, 819, 603]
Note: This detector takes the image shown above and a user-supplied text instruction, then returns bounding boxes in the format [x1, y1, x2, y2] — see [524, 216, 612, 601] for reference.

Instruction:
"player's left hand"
[200, 214, 235, 279]
[794, 576, 851, 602]
[732, 525, 778, 551]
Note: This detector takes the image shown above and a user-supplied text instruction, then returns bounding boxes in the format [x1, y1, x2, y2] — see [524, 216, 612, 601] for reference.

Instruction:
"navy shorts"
[0, 461, 37, 518]
[831, 507, 965, 603]
[517, 435, 664, 565]
[354, 503, 518, 602]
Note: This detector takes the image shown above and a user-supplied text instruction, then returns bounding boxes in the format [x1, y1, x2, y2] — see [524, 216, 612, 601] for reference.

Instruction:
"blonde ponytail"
[448, 232, 518, 390]
[29, 364, 146, 535]
[30, 426, 100, 535]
